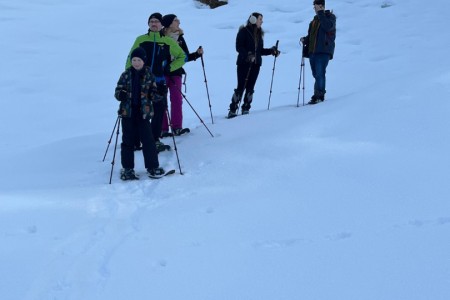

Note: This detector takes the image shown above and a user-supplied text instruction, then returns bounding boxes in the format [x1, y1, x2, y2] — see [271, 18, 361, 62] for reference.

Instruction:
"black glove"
[118, 89, 127, 102]
[157, 83, 168, 96]
[246, 52, 256, 63]
[271, 46, 280, 57]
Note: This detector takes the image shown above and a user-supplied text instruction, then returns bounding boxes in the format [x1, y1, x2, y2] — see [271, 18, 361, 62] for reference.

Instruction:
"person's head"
[148, 12, 163, 32]
[247, 12, 263, 28]
[162, 14, 180, 30]
[130, 47, 146, 70]
[313, 0, 325, 12]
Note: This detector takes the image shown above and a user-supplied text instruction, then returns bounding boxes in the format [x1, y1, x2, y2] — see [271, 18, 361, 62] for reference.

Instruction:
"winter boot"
[120, 168, 139, 181]
[241, 90, 254, 115]
[147, 167, 166, 177]
[308, 90, 325, 105]
[228, 89, 243, 118]
[155, 140, 170, 153]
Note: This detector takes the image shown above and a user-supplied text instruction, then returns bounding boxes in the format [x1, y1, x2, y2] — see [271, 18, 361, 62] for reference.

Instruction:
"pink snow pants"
[162, 75, 183, 132]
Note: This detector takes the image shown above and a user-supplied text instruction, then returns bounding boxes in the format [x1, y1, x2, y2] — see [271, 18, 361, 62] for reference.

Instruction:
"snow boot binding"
[155, 140, 171, 153]
[173, 128, 190, 136]
[120, 168, 139, 181]
[147, 167, 165, 177]
[147, 167, 176, 179]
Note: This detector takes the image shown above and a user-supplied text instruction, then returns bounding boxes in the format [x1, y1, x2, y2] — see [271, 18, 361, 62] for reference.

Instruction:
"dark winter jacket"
[235, 25, 273, 66]
[125, 31, 186, 83]
[303, 10, 336, 59]
[164, 29, 201, 77]
[114, 66, 157, 119]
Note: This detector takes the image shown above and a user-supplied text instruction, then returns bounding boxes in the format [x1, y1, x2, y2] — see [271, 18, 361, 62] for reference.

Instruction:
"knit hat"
[314, 0, 325, 5]
[130, 47, 147, 63]
[162, 14, 177, 28]
[148, 12, 163, 24]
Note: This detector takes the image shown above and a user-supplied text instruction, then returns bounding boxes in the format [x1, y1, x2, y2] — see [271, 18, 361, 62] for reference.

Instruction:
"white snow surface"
[1, 0, 450, 299]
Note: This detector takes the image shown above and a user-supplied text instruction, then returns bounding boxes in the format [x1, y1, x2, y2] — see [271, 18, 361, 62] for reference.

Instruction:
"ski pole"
[102, 115, 120, 162]
[165, 110, 183, 175]
[168, 76, 214, 138]
[179, 88, 214, 138]
[109, 116, 121, 184]
[199, 46, 214, 124]
[267, 40, 279, 110]
[297, 41, 306, 107]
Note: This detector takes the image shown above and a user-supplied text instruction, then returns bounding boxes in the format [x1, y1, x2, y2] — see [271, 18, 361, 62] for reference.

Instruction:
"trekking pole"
[179, 88, 214, 137]
[199, 46, 214, 124]
[237, 62, 254, 113]
[166, 110, 183, 175]
[296, 43, 306, 107]
[102, 115, 120, 162]
[109, 116, 121, 184]
[267, 40, 279, 110]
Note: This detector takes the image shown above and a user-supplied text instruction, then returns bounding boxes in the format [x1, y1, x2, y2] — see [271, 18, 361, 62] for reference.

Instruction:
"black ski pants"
[236, 63, 261, 94]
[121, 111, 159, 170]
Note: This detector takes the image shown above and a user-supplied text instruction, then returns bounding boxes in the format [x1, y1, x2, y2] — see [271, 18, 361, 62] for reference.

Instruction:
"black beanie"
[314, 0, 325, 5]
[130, 47, 147, 62]
[162, 14, 177, 28]
[148, 12, 163, 24]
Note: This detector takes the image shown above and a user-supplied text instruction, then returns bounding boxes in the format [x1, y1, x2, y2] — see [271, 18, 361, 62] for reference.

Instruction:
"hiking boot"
[155, 140, 169, 153]
[120, 168, 139, 181]
[227, 110, 237, 118]
[242, 109, 249, 115]
[173, 128, 182, 136]
[161, 131, 171, 138]
[147, 167, 165, 177]
[308, 95, 323, 105]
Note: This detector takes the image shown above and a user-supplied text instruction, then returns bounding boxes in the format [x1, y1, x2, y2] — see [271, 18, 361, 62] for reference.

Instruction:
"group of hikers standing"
[114, 0, 336, 181]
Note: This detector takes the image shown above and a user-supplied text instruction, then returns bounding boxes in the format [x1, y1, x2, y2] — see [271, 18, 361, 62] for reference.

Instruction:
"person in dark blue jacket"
[227, 12, 280, 118]
[301, 0, 336, 104]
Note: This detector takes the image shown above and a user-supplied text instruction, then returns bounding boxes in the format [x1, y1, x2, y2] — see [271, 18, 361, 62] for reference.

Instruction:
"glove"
[246, 52, 256, 63]
[118, 89, 127, 101]
[157, 83, 168, 96]
[271, 46, 280, 57]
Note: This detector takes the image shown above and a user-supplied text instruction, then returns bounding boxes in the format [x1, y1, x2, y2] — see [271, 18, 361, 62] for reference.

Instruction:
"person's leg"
[151, 100, 166, 142]
[168, 76, 183, 129]
[139, 118, 159, 170]
[120, 117, 135, 169]
[311, 53, 329, 99]
[241, 66, 260, 113]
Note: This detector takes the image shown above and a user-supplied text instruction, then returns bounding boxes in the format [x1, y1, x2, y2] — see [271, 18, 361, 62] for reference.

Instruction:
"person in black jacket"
[227, 12, 280, 119]
[300, 0, 336, 105]
[161, 14, 203, 136]
[114, 47, 165, 180]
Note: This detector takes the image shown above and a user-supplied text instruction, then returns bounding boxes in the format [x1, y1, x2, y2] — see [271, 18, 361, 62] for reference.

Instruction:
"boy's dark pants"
[121, 111, 159, 170]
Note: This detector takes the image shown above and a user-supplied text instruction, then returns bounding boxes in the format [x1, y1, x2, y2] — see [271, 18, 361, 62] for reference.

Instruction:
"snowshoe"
[173, 128, 190, 136]
[147, 168, 175, 179]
